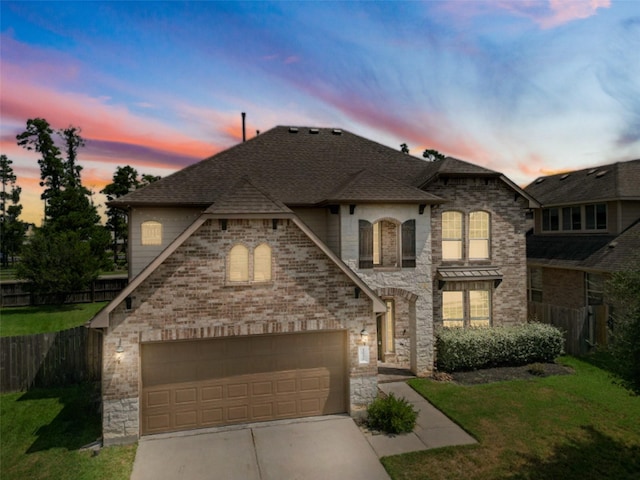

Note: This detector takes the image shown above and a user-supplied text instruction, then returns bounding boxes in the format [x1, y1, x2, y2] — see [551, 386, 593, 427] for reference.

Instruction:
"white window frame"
[442, 211, 463, 260]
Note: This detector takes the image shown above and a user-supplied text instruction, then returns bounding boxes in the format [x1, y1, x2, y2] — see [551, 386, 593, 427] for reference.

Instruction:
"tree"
[400, 143, 409, 154]
[15, 118, 110, 302]
[16, 229, 103, 304]
[16, 118, 64, 218]
[423, 149, 446, 162]
[0, 155, 26, 267]
[606, 257, 640, 394]
[101, 166, 161, 265]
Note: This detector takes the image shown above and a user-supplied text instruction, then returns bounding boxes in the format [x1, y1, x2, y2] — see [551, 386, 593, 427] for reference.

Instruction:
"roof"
[527, 220, 640, 272]
[524, 159, 640, 206]
[111, 126, 531, 209]
[204, 177, 292, 215]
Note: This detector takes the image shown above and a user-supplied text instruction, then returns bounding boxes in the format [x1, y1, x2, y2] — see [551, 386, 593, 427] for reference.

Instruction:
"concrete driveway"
[130, 415, 390, 480]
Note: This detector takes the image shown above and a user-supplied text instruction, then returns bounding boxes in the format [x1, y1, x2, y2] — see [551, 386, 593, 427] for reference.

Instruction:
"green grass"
[0, 384, 136, 480]
[383, 356, 640, 480]
[0, 302, 107, 337]
[0, 268, 17, 280]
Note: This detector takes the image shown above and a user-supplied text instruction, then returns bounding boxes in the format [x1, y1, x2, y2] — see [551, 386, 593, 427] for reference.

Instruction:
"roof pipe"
[241, 112, 246, 142]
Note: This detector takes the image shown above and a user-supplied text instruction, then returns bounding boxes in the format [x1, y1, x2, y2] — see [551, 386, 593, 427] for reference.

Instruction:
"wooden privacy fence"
[0, 275, 127, 307]
[0, 326, 102, 393]
[528, 302, 609, 355]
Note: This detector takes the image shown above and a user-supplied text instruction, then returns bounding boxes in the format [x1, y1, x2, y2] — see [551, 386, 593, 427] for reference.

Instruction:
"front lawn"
[0, 302, 107, 337]
[383, 356, 640, 480]
[0, 383, 136, 480]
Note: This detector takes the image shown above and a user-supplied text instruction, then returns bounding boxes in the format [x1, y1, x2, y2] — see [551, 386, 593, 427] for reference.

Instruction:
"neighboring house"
[524, 159, 640, 352]
[90, 126, 537, 444]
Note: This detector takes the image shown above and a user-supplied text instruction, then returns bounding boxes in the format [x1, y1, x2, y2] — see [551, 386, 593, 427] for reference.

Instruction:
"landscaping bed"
[447, 362, 574, 385]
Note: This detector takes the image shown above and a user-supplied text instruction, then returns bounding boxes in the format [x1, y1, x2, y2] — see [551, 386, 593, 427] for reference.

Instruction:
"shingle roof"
[111, 126, 523, 209]
[524, 159, 640, 206]
[204, 177, 292, 215]
[527, 220, 640, 272]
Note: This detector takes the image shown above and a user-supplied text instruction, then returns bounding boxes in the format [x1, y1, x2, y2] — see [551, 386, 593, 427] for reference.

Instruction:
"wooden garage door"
[141, 332, 347, 435]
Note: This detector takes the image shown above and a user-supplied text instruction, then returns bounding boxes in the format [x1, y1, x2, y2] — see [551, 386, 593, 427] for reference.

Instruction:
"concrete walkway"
[363, 382, 477, 457]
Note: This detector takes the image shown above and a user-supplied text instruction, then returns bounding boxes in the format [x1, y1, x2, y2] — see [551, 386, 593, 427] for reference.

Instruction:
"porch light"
[360, 328, 369, 345]
[115, 339, 124, 357]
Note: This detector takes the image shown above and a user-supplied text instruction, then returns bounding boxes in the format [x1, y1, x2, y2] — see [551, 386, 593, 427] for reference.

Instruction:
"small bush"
[367, 393, 418, 434]
[527, 362, 546, 376]
[436, 322, 565, 372]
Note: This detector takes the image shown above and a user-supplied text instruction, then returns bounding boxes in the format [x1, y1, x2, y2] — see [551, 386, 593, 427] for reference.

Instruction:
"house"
[90, 126, 537, 445]
[524, 159, 640, 352]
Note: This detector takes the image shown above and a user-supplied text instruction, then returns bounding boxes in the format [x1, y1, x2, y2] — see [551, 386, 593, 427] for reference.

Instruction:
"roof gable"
[204, 177, 293, 215]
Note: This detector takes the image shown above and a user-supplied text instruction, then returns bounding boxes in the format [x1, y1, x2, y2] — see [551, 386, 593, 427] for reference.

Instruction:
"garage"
[140, 331, 347, 435]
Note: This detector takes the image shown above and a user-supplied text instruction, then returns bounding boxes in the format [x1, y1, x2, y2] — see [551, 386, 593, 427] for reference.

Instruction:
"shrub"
[367, 393, 418, 434]
[436, 322, 565, 372]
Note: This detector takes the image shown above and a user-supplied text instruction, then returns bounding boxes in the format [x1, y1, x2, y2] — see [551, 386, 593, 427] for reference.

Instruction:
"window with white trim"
[141, 220, 162, 246]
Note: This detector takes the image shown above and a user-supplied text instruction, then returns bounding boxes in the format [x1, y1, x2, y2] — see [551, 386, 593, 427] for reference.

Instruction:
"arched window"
[442, 211, 462, 260]
[141, 221, 162, 246]
[469, 211, 489, 259]
[228, 245, 249, 282]
[253, 244, 272, 282]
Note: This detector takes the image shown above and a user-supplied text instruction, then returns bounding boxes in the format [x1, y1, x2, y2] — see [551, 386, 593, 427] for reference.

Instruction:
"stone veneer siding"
[102, 218, 377, 445]
[339, 204, 433, 376]
[428, 178, 529, 327]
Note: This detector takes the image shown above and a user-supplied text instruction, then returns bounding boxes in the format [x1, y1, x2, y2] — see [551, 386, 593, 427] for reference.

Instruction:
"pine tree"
[0, 155, 26, 267]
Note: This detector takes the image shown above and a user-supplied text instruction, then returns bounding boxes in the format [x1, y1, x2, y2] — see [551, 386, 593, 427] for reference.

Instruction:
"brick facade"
[428, 178, 529, 327]
[102, 218, 377, 444]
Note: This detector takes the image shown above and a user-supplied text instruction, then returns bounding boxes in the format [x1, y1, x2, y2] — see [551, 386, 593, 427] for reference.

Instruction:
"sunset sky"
[1, 0, 639, 225]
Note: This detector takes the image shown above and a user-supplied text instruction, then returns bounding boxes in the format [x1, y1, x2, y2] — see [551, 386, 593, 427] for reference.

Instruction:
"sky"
[1, 0, 639, 225]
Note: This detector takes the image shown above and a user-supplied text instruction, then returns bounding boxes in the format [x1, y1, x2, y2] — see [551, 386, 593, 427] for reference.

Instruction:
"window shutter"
[402, 219, 416, 268]
[359, 220, 373, 269]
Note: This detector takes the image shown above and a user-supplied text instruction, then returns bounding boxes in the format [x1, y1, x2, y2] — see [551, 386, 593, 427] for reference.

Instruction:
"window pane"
[585, 205, 595, 230]
[443, 291, 463, 327]
[385, 300, 395, 352]
[572, 206, 581, 230]
[442, 212, 462, 239]
[141, 221, 162, 246]
[229, 245, 249, 282]
[469, 239, 489, 259]
[469, 211, 489, 239]
[443, 240, 462, 260]
[254, 244, 272, 282]
[562, 207, 572, 230]
[543, 208, 559, 231]
[596, 204, 606, 229]
[470, 290, 490, 327]
[587, 273, 604, 305]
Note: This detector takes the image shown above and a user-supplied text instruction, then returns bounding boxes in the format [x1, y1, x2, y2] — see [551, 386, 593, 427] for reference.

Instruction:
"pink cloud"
[497, 0, 611, 29]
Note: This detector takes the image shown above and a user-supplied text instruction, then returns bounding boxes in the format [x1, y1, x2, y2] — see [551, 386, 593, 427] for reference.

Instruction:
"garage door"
[141, 331, 347, 435]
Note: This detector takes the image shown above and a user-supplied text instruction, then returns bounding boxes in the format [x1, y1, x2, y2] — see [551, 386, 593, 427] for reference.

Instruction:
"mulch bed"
[436, 363, 574, 385]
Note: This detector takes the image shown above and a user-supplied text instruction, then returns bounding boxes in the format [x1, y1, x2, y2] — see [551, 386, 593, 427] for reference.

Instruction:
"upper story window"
[359, 219, 416, 269]
[542, 204, 606, 232]
[228, 243, 272, 283]
[442, 211, 463, 260]
[469, 211, 489, 259]
[253, 244, 272, 282]
[141, 221, 162, 246]
[442, 211, 490, 261]
[228, 245, 249, 282]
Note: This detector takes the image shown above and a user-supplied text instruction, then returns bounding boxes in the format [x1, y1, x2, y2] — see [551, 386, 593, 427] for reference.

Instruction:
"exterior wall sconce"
[360, 328, 369, 345]
[115, 339, 124, 362]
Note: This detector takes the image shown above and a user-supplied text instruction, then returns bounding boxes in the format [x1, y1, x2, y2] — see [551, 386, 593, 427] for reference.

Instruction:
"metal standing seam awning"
[436, 266, 503, 289]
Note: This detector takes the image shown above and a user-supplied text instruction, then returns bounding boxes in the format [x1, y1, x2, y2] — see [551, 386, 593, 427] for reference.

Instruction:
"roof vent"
[332, 129, 342, 135]
[596, 170, 608, 178]
[288, 127, 299, 133]
[608, 241, 618, 248]
[535, 178, 545, 184]
[587, 168, 598, 175]
[309, 128, 319, 134]
[560, 174, 570, 180]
